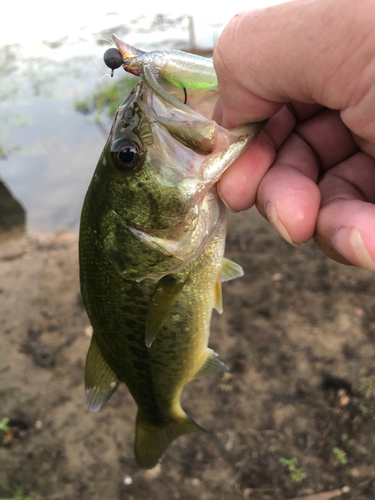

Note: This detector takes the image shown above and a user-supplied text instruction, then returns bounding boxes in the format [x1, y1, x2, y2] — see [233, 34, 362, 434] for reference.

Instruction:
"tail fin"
[135, 413, 205, 469]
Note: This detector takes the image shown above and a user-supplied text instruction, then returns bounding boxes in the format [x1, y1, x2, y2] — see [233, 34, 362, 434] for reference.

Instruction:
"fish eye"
[119, 148, 135, 163]
[111, 139, 144, 172]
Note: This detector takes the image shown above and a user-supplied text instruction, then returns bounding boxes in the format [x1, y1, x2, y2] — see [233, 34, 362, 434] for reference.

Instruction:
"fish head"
[100, 85, 203, 234]
[92, 64, 265, 280]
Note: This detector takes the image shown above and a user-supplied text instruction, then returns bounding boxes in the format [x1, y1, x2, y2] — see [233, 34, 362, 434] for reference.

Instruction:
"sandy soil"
[1, 209, 375, 500]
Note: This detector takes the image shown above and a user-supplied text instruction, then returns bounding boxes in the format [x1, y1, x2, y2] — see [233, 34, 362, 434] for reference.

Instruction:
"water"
[0, 50, 106, 233]
[0, 1, 282, 234]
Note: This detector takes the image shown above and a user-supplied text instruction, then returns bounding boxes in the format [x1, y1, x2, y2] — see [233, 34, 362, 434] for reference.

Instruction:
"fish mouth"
[113, 34, 218, 121]
[113, 35, 267, 185]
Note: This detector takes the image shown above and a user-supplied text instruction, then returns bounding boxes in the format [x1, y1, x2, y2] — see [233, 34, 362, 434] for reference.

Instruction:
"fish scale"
[79, 36, 265, 468]
[80, 194, 225, 424]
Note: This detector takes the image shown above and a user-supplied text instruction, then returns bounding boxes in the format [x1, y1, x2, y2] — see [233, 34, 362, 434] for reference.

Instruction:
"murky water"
[0, 3, 280, 234]
[1, 49, 106, 233]
[0, 14, 216, 234]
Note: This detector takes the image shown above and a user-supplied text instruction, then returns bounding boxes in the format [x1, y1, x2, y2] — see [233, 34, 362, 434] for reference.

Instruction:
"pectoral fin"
[145, 275, 185, 347]
[221, 258, 244, 282]
[214, 275, 223, 313]
[85, 335, 120, 412]
[193, 348, 229, 379]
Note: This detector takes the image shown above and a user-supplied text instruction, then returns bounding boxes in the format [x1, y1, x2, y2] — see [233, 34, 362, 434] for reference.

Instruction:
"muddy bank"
[0, 209, 375, 500]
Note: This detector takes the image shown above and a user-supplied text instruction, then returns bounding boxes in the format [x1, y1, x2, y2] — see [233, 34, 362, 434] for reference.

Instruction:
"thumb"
[213, 0, 375, 137]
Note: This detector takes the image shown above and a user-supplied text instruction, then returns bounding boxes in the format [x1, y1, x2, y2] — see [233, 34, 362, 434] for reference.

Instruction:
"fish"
[79, 35, 266, 469]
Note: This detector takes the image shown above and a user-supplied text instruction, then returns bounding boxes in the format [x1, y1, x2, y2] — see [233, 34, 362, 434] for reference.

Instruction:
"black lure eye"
[111, 140, 144, 172]
[103, 48, 123, 76]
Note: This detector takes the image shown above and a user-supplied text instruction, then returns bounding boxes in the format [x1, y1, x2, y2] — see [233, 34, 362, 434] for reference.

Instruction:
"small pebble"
[84, 326, 93, 338]
[124, 476, 132, 485]
[337, 389, 350, 407]
[35, 420, 43, 429]
[354, 308, 364, 317]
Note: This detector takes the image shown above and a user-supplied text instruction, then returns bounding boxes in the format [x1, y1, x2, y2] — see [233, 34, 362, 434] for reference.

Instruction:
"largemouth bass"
[79, 35, 265, 468]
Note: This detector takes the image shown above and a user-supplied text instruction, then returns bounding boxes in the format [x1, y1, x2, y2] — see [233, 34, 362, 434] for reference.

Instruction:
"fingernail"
[332, 227, 375, 271]
[265, 202, 301, 247]
[218, 183, 239, 213]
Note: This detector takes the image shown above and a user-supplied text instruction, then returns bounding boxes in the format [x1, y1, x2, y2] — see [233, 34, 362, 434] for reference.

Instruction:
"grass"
[0, 146, 7, 160]
[0, 418, 9, 432]
[74, 75, 137, 121]
[279, 457, 307, 482]
[0, 489, 43, 500]
[333, 447, 348, 465]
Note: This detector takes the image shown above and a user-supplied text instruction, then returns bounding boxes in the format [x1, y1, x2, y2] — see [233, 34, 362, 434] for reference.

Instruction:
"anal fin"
[221, 257, 244, 282]
[214, 275, 223, 313]
[193, 348, 229, 379]
[85, 334, 120, 412]
[145, 275, 185, 348]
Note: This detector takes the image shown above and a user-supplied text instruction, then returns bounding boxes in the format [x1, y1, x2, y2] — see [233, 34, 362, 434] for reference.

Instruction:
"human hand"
[213, 0, 375, 270]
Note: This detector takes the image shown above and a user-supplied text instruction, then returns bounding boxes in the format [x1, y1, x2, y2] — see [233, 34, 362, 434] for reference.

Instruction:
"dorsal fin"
[193, 348, 229, 379]
[214, 275, 223, 313]
[85, 335, 120, 412]
[221, 258, 244, 282]
[145, 275, 185, 348]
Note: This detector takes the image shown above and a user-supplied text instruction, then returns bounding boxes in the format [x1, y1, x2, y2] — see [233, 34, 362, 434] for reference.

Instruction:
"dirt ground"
[1, 209, 375, 500]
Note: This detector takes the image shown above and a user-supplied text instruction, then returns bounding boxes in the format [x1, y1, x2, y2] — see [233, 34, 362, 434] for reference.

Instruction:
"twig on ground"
[289, 486, 350, 500]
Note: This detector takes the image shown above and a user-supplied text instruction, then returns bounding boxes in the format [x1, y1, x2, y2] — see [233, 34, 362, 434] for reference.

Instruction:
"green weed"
[0, 488, 42, 500]
[74, 76, 137, 121]
[0, 418, 9, 432]
[333, 447, 348, 465]
[279, 457, 307, 482]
